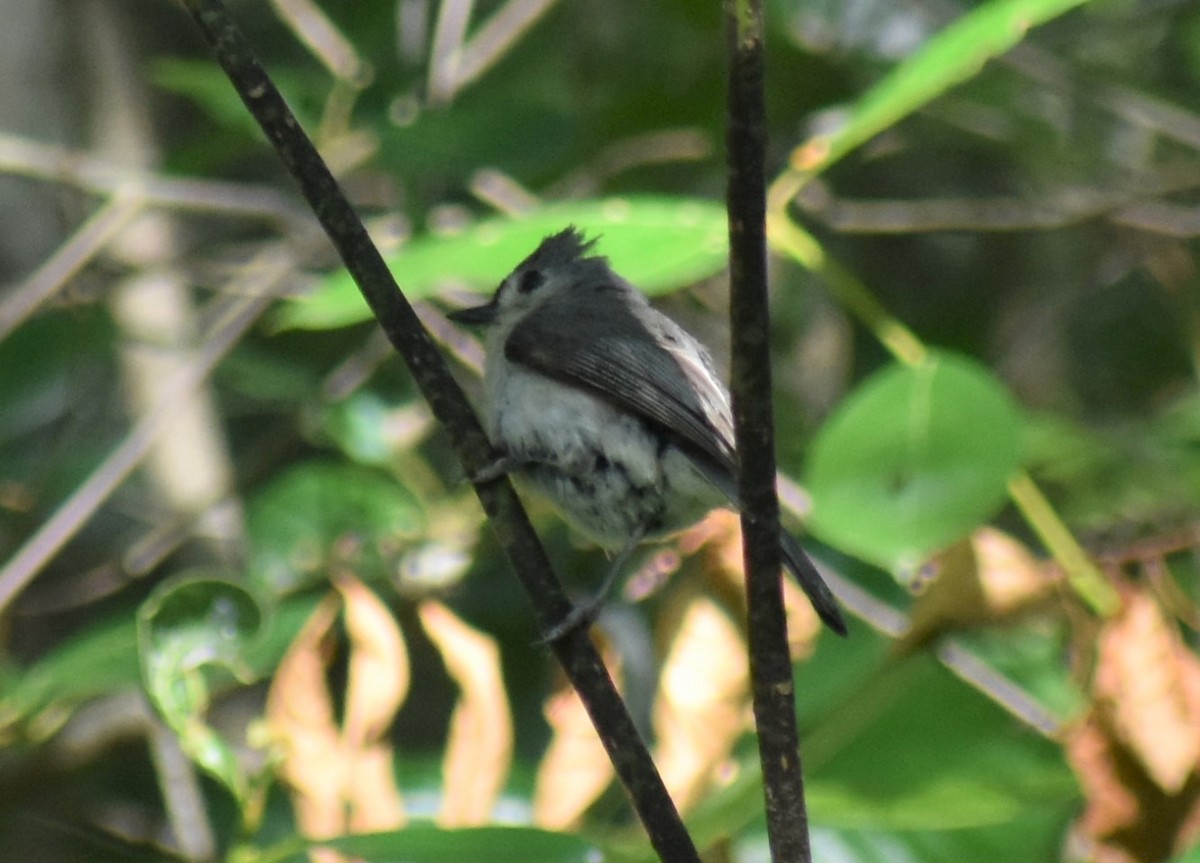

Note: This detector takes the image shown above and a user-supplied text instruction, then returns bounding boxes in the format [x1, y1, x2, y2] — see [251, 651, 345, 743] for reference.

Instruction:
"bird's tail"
[780, 530, 848, 636]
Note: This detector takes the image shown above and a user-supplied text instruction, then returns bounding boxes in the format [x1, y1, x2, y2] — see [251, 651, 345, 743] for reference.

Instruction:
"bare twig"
[448, 0, 559, 95]
[0, 132, 307, 224]
[177, 1, 700, 859]
[270, 0, 371, 85]
[0, 285, 275, 613]
[0, 194, 143, 342]
[426, 0, 475, 104]
[725, 0, 813, 860]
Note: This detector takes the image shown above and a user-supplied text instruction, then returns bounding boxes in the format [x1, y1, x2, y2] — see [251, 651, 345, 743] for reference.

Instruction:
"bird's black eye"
[518, 268, 545, 294]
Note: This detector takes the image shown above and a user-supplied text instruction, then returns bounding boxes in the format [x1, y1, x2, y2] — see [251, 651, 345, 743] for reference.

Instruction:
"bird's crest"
[521, 226, 599, 271]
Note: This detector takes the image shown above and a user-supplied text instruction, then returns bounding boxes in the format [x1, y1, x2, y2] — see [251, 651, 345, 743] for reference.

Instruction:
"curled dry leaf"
[337, 576, 409, 832]
[338, 576, 410, 748]
[267, 595, 345, 839]
[1094, 590, 1200, 794]
[418, 600, 513, 827]
[267, 577, 409, 843]
[1066, 588, 1200, 863]
[678, 509, 821, 655]
[653, 593, 749, 812]
[901, 527, 1056, 650]
[533, 639, 623, 829]
[532, 509, 826, 828]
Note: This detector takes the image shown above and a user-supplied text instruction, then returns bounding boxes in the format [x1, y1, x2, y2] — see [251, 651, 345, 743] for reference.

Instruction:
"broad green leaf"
[805, 352, 1022, 572]
[2, 592, 321, 745]
[137, 577, 264, 804]
[0, 614, 138, 743]
[148, 58, 266, 137]
[802, 652, 1076, 830]
[1170, 838, 1200, 863]
[379, 88, 577, 183]
[800, 805, 1070, 863]
[687, 635, 1075, 857]
[274, 197, 728, 331]
[247, 461, 424, 595]
[804, 0, 1093, 173]
[319, 391, 410, 466]
[300, 825, 595, 863]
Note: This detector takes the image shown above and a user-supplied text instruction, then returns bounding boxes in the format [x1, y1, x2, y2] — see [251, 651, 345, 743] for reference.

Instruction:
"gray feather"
[504, 281, 737, 482]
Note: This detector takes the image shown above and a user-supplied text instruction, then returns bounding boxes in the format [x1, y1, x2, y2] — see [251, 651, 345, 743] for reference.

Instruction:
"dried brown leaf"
[1066, 588, 1200, 863]
[654, 594, 749, 812]
[267, 580, 409, 841]
[903, 528, 1055, 649]
[1067, 711, 1200, 863]
[678, 508, 821, 655]
[347, 742, 407, 832]
[533, 642, 621, 829]
[267, 595, 346, 839]
[419, 600, 513, 827]
[338, 575, 410, 746]
[1094, 590, 1200, 794]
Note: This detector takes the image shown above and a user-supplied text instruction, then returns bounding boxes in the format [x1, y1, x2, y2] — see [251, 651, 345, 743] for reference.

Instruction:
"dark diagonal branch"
[724, 0, 814, 861]
[178, 1, 698, 860]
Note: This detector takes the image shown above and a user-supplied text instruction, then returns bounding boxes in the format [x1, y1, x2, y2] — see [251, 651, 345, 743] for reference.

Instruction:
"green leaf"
[148, 58, 266, 138]
[379, 89, 578, 183]
[137, 577, 264, 804]
[247, 461, 424, 595]
[319, 391, 406, 466]
[802, 652, 1076, 830]
[805, 352, 1022, 571]
[683, 633, 1076, 859]
[274, 197, 728, 331]
[0, 614, 139, 742]
[1170, 837, 1200, 863]
[277, 825, 596, 863]
[1, 592, 322, 745]
[810, 0, 1094, 173]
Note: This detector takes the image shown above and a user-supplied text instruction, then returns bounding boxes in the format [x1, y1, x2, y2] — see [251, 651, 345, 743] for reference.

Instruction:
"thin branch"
[450, 0, 560, 95]
[0, 132, 308, 224]
[725, 0, 813, 861]
[176, 1, 700, 859]
[0, 285, 275, 613]
[426, 0, 475, 104]
[794, 169, 1200, 235]
[0, 194, 144, 342]
[269, 0, 371, 85]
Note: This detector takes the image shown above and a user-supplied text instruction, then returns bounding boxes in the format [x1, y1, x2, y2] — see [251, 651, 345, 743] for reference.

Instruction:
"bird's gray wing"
[506, 286, 848, 635]
[504, 287, 739, 485]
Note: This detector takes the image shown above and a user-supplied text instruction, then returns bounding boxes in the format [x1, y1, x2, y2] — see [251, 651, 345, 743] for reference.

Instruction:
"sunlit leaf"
[1093, 590, 1200, 794]
[533, 643, 622, 829]
[688, 642, 1076, 848]
[419, 601, 513, 827]
[653, 593, 748, 813]
[901, 528, 1057, 650]
[267, 580, 410, 839]
[274, 197, 728, 331]
[805, 352, 1022, 572]
[340, 577, 410, 747]
[137, 577, 264, 804]
[248, 461, 424, 595]
[282, 824, 596, 863]
[676, 509, 824, 652]
[794, 0, 1093, 174]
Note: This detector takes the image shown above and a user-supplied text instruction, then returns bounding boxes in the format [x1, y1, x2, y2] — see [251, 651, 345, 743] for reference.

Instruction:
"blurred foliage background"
[1, 0, 1200, 861]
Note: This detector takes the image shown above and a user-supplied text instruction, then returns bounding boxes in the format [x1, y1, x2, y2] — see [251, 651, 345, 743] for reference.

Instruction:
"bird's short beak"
[447, 298, 498, 326]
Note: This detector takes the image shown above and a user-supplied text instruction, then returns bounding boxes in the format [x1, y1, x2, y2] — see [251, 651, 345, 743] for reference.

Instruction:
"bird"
[449, 227, 847, 637]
